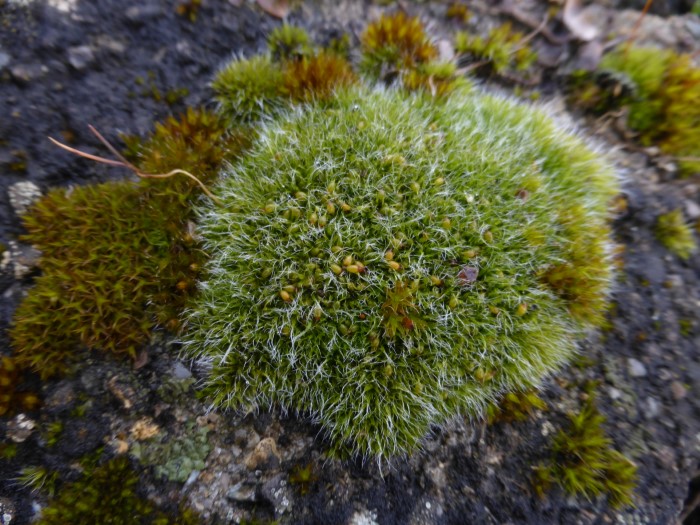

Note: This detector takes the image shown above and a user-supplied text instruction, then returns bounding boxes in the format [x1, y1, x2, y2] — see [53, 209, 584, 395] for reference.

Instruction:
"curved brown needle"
[49, 126, 222, 205]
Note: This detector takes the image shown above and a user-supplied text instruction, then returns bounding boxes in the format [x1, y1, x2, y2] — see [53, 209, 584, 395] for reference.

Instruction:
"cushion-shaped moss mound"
[183, 86, 618, 459]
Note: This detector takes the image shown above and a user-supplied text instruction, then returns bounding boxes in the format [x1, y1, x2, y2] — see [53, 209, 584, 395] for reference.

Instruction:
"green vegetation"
[454, 23, 537, 77]
[130, 422, 210, 482]
[359, 12, 437, 81]
[655, 209, 697, 260]
[32, 456, 200, 525]
[534, 398, 637, 508]
[0, 356, 40, 416]
[267, 24, 313, 61]
[486, 390, 546, 424]
[186, 37, 618, 456]
[9, 108, 244, 378]
[600, 47, 700, 175]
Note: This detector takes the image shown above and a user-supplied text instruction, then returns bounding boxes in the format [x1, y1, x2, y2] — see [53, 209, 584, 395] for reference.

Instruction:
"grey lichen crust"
[182, 85, 619, 459]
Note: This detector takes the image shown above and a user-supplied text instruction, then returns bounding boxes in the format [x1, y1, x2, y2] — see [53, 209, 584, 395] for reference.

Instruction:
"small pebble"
[628, 358, 647, 378]
[670, 381, 687, 401]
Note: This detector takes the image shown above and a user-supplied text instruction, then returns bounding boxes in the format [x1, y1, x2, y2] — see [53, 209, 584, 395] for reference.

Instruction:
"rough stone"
[670, 381, 687, 401]
[10, 63, 48, 83]
[225, 481, 257, 502]
[644, 396, 662, 419]
[244, 437, 280, 470]
[259, 474, 291, 515]
[0, 49, 10, 73]
[125, 5, 163, 24]
[6, 414, 36, 443]
[628, 358, 647, 378]
[67, 45, 95, 70]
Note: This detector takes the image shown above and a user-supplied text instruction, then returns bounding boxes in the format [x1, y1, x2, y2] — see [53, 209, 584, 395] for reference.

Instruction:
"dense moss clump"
[655, 209, 697, 260]
[34, 456, 200, 525]
[213, 27, 356, 123]
[600, 47, 700, 175]
[359, 12, 437, 81]
[10, 108, 243, 378]
[0, 355, 40, 416]
[534, 398, 637, 508]
[454, 23, 537, 77]
[184, 70, 618, 457]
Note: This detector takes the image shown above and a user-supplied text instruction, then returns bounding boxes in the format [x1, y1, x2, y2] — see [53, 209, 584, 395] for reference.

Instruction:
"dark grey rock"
[67, 45, 95, 70]
[628, 358, 648, 378]
[125, 5, 163, 24]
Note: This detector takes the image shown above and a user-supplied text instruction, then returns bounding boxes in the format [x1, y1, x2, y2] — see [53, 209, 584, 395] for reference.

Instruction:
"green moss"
[281, 50, 356, 102]
[455, 23, 537, 77]
[359, 12, 437, 81]
[533, 398, 637, 508]
[0, 356, 40, 416]
[183, 82, 618, 459]
[268, 24, 313, 61]
[130, 422, 210, 483]
[212, 54, 286, 124]
[288, 463, 317, 495]
[600, 47, 700, 175]
[446, 3, 470, 23]
[655, 209, 697, 260]
[17, 465, 59, 496]
[486, 390, 546, 424]
[33, 456, 200, 525]
[402, 61, 471, 98]
[10, 108, 243, 378]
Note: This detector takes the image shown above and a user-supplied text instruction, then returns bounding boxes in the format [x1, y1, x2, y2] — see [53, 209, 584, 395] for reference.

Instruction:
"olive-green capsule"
[261, 267, 273, 279]
[327, 181, 337, 193]
[441, 217, 452, 229]
[430, 275, 442, 286]
[309, 212, 318, 226]
[280, 290, 292, 302]
[385, 250, 394, 261]
[310, 247, 321, 257]
[340, 202, 352, 212]
[263, 202, 277, 214]
[313, 305, 323, 322]
[516, 303, 528, 316]
[376, 190, 386, 204]
[483, 231, 493, 243]
[295, 191, 307, 201]
[330, 264, 343, 275]
[331, 245, 343, 253]
[342, 255, 353, 267]
[326, 202, 336, 215]
[449, 296, 459, 309]
[339, 324, 349, 336]
[290, 207, 302, 219]
[434, 177, 445, 186]
[410, 182, 420, 194]
[282, 325, 291, 336]
[346, 265, 360, 274]
[413, 382, 423, 394]
[283, 285, 296, 293]
[318, 215, 327, 227]
[388, 260, 401, 271]
[383, 364, 394, 377]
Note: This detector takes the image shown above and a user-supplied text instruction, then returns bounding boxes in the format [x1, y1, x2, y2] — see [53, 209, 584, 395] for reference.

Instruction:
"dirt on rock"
[1, 1, 699, 524]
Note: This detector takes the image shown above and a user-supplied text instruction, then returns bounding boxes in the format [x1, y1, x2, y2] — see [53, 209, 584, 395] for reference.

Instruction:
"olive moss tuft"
[454, 23, 537, 77]
[34, 456, 200, 525]
[183, 83, 618, 459]
[360, 12, 437, 81]
[0, 356, 40, 417]
[213, 31, 356, 123]
[486, 390, 546, 424]
[655, 209, 697, 260]
[534, 397, 637, 509]
[10, 108, 243, 378]
[600, 47, 700, 175]
[267, 24, 313, 62]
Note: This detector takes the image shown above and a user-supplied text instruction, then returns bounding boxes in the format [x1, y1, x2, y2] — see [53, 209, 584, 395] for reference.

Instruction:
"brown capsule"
[176, 280, 189, 291]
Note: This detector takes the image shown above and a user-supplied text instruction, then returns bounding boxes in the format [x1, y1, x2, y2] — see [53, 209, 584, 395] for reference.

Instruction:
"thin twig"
[625, 0, 654, 55]
[49, 127, 222, 205]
